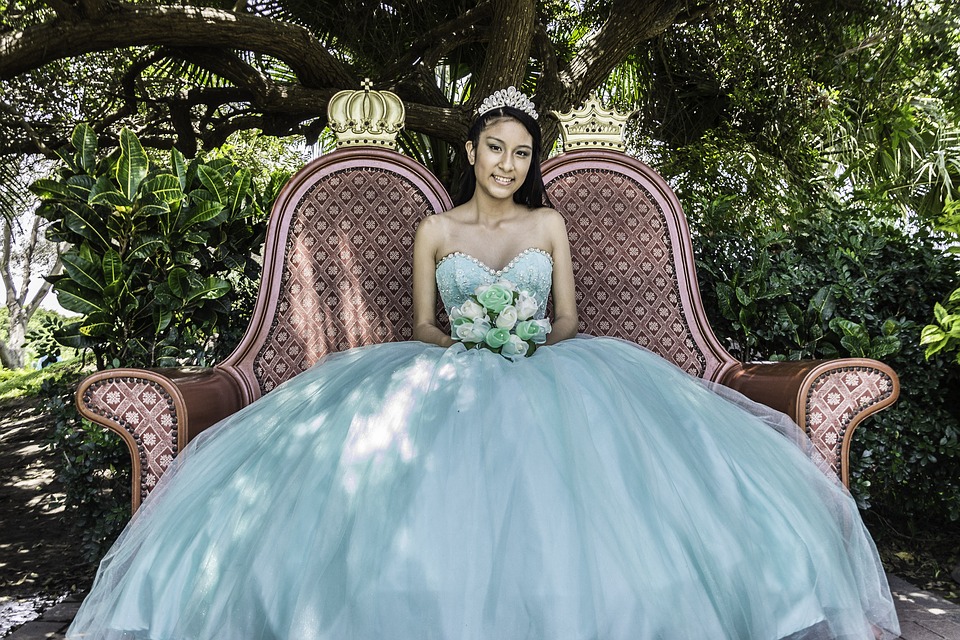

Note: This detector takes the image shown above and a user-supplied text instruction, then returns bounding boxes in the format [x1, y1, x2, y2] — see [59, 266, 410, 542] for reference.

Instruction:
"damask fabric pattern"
[81, 378, 177, 502]
[806, 366, 897, 475]
[546, 169, 707, 377]
[254, 168, 434, 394]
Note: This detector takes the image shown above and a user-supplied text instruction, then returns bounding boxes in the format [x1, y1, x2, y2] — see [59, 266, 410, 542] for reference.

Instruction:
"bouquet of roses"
[449, 279, 552, 359]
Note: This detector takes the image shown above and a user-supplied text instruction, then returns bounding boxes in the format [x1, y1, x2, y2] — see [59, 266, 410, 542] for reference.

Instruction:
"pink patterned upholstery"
[250, 168, 440, 393]
[805, 364, 897, 479]
[542, 150, 734, 381]
[217, 148, 453, 404]
[80, 375, 178, 503]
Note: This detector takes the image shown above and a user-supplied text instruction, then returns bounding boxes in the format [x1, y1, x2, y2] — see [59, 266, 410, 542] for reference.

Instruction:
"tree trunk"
[0, 301, 27, 369]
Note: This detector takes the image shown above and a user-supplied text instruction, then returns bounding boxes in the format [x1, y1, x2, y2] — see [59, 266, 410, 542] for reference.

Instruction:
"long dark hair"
[454, 106, 551, 209]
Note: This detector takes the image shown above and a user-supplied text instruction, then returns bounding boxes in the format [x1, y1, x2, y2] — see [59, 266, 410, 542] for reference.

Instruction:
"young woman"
[68, 89, 899, 640]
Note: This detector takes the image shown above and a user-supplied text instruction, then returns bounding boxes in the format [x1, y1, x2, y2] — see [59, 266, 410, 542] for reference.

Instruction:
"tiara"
[477, 86, 538, 120]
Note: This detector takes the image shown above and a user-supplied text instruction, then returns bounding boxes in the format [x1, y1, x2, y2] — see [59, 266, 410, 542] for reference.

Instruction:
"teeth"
[493, 176, 512, 184]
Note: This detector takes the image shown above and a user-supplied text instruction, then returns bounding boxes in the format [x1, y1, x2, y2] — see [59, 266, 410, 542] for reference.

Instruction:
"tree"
[0, 0, 707, 165]
[0, 153, 62, 368]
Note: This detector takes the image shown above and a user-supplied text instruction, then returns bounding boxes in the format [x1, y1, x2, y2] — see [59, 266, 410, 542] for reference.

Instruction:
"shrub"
[41, 367, 131, 563]
[32, 124, 288, 369]
[694, 204, 960, 523]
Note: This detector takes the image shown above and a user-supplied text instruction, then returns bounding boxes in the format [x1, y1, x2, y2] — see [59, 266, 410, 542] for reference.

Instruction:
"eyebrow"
[483, 135, 533, 151]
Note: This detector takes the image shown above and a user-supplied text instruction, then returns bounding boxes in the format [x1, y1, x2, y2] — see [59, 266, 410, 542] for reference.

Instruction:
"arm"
[412, 215, 456, 347]
[545, 210, 579, 343]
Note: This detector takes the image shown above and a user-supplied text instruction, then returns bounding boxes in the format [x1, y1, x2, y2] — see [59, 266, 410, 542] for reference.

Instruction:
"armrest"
[76, 367, 245, 512]
[719, 358, 900, 487]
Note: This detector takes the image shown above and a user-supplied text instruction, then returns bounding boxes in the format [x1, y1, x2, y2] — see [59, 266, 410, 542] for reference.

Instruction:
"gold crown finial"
[327, 79, 405, 148]
[550, 94, 637, 152]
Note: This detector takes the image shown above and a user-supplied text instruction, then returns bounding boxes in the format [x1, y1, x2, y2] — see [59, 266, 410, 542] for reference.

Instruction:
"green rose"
[477, 283, 514, 314]
[515, 320, 542, 342]
[483, 327, 511, 349]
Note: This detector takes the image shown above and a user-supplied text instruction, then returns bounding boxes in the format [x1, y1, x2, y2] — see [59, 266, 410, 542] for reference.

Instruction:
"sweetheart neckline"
[436, 247, 553, 275]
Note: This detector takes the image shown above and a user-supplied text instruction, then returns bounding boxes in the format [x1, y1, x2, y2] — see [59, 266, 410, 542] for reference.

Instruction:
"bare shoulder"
[531, 207, 568, 236]
[415, 212, 451, 240]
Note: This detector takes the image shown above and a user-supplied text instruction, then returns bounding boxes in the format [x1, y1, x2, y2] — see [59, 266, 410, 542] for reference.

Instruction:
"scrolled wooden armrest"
[719, 358, 900, 486]
[76, 367, 245, 511]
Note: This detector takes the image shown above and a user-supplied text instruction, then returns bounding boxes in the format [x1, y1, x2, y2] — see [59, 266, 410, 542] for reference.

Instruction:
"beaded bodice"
[435, 248, 553, 319]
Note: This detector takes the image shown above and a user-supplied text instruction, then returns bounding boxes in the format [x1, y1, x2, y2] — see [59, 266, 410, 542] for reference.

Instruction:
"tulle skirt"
[68, 337, 899, 640]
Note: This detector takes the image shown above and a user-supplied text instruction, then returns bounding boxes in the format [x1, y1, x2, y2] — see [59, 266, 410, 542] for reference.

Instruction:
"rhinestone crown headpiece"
[477, 86, 538, 120]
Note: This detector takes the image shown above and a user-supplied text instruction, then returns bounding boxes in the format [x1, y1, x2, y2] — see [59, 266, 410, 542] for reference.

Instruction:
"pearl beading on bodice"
[435, 248, 553, 318]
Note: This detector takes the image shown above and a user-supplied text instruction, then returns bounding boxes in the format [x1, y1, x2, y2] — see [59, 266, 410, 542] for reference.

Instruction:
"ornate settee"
[77, 88, 899, 512]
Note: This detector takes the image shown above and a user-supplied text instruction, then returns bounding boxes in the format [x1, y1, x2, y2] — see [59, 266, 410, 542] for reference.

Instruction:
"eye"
[516, 149, 530, 158]
[488, 144, 502, 152]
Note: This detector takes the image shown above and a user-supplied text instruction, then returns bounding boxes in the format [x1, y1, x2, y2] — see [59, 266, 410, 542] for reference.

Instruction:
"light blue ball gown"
[68, 248, 900, 640]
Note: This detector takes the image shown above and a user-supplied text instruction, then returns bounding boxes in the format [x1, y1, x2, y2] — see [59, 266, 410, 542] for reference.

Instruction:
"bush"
[32, 124, 288, 369]
[693, 204, 960, 523]
[41, 366, 131, 563]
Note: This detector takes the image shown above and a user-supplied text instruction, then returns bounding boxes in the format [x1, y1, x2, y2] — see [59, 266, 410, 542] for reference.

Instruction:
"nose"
[499, 154, 514, 171]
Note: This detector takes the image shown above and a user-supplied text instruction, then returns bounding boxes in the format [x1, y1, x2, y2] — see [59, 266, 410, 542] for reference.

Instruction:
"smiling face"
[465, 117, 534, 202]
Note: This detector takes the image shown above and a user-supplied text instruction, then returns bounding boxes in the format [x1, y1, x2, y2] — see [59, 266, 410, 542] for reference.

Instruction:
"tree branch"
[78, 0, 111, 19]
[471, 0, 537, 104]
[40, 0, 80, 21]
[0, 5, 355, 88]
[167, 48, 273, 103]
[25, 253, 61, 319]
[0, 98, 55, 156]
[562, 0, 697, 102]
[377, 1, 494, 85]
[1, 218, 18, 304]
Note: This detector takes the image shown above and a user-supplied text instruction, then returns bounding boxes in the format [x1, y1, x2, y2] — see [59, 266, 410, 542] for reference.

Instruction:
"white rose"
[497, 278, 518, 292]
[496, 305, 519, 330]
[474, 284, 491, 296]
[459, 298, 486, 320]
[467, 318, 491, 342]
[450, 306, 463, 320]
[501, 334, 529, 358]
[455, 321, 476, 341]
[515, 291, 539, 320]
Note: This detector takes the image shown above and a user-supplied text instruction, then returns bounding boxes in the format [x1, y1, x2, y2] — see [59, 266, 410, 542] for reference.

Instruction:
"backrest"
[542, 149, 735, 382]
[217, 147, 453, 403]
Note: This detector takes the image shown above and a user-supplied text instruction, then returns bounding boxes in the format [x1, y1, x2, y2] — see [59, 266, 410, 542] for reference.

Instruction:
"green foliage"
[40, 367, 131, 563]
[25, 313, 65, 363]
[33, 124, 288, 368]
[921, 287, 960, 363]
[692, 204, 960, 523]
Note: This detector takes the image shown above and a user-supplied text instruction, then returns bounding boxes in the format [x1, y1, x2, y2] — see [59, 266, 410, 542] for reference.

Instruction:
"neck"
[470, 193, 522, 227]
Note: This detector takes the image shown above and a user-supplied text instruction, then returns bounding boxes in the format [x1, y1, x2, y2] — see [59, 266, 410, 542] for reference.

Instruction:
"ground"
[0, 397, 92, 636]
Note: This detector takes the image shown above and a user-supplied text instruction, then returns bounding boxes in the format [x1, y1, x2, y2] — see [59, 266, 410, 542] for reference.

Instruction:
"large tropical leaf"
[184, 276, 231, 303]
[60, 249, 104, 292]
[71, 124, 99, 173]
[227, 168, 252, 213]
[167, 267, 190, 298]
[197, 164, 227, 203]
[63, 204, 111, 247]
[102, 249, 123, 286]
[185, 199, 226, 227]
[55, 280, 107, 315]
[117, 128, 149, 200]
[142, 174, 184, 204]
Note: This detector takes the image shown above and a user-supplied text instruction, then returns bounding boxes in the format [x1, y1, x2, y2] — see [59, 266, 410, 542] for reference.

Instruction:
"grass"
[0, 356, 90, 399]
